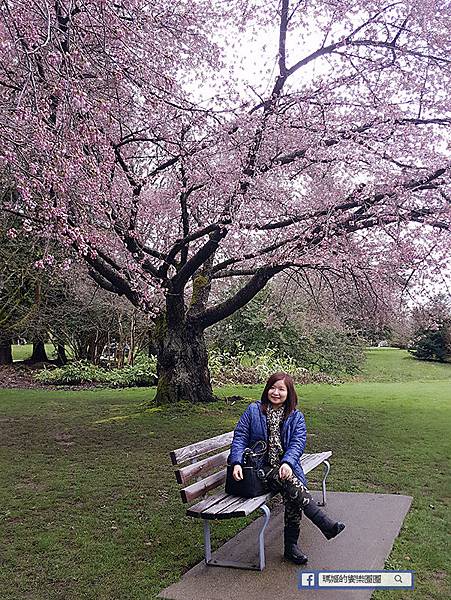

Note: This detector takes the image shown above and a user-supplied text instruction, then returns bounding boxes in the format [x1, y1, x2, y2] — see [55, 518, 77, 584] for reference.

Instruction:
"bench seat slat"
[197, 494, 247, 516]
[188, 491, 275, 519]
[201, 491, 267, 516]
[185, 492, 230, 516]
[209, 492, 276, 518]
[301, 451, 332, 473]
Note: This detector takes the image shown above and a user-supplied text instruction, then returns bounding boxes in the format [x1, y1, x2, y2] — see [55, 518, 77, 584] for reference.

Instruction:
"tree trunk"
[56, 343, 67, 365]
[86, 337, 97, 364]
[0, 338, 13, 365]
[128, 313, 135, 366]
[30, 339, 48, 362]
[148, 329, 157, 357]
[154, 320, 215, 404]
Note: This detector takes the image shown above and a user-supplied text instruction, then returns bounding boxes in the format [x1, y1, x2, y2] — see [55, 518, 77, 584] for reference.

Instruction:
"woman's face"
[267, 379, 288, 407]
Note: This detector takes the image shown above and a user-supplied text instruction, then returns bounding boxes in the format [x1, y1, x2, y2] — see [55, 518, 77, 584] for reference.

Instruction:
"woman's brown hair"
[260, 372, 298, 419]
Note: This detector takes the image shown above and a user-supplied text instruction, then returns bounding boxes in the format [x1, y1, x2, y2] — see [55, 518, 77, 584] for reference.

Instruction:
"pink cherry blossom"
[0, 1, 449, 401]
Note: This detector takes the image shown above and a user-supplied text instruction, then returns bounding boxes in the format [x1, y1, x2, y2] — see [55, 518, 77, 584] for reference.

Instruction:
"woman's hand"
[279, 463, 293, 480]
[233, 465, 243, 481]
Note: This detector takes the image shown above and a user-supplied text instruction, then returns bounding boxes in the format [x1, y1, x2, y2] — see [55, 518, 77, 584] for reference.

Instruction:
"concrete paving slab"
[159, 491, 412, 600]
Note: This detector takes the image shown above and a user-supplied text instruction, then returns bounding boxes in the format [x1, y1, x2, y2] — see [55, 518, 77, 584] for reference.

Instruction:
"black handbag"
[225, 440, 268, 498]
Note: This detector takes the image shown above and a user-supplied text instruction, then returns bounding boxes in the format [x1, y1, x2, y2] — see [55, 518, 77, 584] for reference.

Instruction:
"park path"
[160, 491, 412, 600]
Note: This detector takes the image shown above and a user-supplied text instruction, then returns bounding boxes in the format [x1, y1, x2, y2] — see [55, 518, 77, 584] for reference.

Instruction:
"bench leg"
[257, 504, 270, 570]
[202, 504, 271, 571]
[318, 460, 330, 506]
[203, 518, 212, 563]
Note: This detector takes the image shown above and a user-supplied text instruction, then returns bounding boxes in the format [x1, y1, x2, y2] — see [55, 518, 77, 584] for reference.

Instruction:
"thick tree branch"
[211, 232, 304, 274]
[87, 269, 120, 294]
[250, 167, 447, 232]
[83, 253, 142, 308]
[191, 266, 283, 329]
[170, 227, 228, 293]
[278, 0, 289, 77]
[158, 222, 230, 279]
[111, 223, 162, 279]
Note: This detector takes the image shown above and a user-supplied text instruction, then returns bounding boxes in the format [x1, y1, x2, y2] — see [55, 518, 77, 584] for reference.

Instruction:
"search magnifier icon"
[394, 575, 403, 583]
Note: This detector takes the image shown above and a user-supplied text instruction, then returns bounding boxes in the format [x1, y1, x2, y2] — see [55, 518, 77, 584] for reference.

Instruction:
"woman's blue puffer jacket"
[228, 400, 308, 486]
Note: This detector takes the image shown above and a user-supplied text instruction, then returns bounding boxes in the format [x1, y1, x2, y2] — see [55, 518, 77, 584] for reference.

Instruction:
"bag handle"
[249, 440, 267, 456]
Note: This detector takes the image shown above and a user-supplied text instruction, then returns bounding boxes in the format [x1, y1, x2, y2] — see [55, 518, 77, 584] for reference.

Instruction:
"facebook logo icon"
[299, 573, 316, 588]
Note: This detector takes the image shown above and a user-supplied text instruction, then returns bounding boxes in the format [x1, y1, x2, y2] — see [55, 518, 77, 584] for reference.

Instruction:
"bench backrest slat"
[175, 450, 229, 485]
[171, 430, 332, 506]
[180, 468, 227, 503]
[170, 431, 234, 465]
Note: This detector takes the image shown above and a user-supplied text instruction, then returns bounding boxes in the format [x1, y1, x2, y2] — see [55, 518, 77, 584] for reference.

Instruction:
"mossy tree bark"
[154, 321, 215, 404]
[0, 338, 13, 365]
[56, 343, 67, 365]
[30, 339, 48, 362]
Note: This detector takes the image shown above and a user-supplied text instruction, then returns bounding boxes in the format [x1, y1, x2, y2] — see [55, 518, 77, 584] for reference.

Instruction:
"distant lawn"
[12, 343, 58, 362]
[358, 347, 451, 382]
[0, 350, 450, 599]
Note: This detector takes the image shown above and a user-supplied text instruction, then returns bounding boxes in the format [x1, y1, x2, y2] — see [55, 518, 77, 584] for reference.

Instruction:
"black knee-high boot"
[283, 524, 308, 565]
[302, 501, 346, 540]
[264, 467, 345, 543]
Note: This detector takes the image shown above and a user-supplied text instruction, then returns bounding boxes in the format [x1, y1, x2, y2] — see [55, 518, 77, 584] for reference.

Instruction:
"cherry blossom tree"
[0, 220, 37, 364]
[1, 0, 450, 402]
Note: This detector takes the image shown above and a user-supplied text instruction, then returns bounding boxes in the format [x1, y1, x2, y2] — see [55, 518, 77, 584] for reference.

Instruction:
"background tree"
[42, 271, 152, 367]
[0, 215, 152, 367]
[207, 275, 367, 376]
[207, 258, 416, 366]
[409, 294, 451, 362]
[409, 320, 451, 362]
[0, 218, 43, 364]
[1, 1, 450, 401]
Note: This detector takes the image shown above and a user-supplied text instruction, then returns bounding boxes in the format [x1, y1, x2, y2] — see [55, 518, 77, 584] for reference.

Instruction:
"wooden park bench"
[170, 430, 332, 571]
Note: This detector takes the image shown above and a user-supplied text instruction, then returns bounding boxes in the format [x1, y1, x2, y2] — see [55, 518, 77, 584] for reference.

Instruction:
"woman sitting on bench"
[229, 372, 345, 565]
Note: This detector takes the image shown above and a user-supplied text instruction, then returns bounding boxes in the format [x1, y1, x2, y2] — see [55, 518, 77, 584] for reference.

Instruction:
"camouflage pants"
[263, 466, 312, 528]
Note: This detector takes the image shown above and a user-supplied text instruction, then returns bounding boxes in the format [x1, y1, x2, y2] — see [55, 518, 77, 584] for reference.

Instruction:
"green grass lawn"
[0, 349, 450, 599]
[12, 343, 59, 362]
[357, 348, 451, 383]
